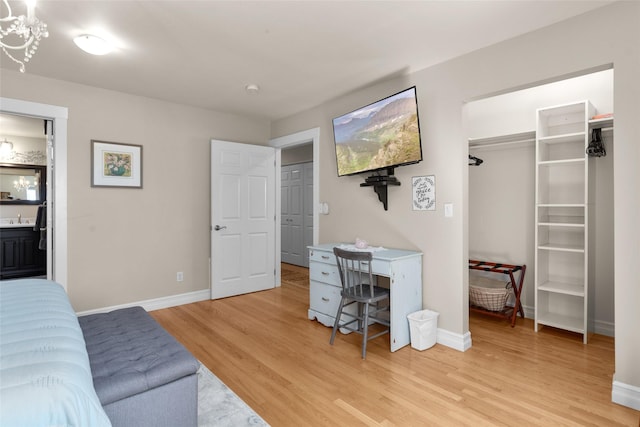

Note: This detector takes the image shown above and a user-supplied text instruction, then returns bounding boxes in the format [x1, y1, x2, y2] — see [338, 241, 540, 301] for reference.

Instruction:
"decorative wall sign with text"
[412, 175, 435, 211]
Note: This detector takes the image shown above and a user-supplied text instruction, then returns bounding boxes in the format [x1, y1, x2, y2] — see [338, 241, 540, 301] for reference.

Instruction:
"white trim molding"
[269, 127, 320, 287]
[0, 97, 68, 290]
[437, 328, 473, 352]
[612, 380, 640, 411]
[269, 127, 320, 245]
[76, 289, 211, 317]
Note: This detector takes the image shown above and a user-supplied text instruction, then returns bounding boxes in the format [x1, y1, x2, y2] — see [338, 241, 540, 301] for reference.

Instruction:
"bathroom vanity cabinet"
[0, 227, 46, 279]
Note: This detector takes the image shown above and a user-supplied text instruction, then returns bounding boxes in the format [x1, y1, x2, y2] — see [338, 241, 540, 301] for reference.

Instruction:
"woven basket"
[469, 277, 512, 312]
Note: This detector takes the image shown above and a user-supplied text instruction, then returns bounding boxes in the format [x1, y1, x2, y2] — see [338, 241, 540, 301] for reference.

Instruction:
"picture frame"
[91, 140, 143, 188]
[412, 175, 435, 211]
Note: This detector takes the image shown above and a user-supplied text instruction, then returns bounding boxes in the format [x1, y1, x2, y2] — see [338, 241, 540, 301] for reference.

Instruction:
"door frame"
[0, 97, 68, 289]
[270, 127, 320, 284]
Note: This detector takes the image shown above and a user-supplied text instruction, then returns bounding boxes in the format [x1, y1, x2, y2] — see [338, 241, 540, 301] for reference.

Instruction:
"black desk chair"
[330, 247, 390, 359]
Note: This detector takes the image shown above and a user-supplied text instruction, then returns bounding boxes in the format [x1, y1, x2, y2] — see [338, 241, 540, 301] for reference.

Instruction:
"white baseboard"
[437, 328, 472, 352]
[612, 380, 640, 411]
[76, 289, 211, 316]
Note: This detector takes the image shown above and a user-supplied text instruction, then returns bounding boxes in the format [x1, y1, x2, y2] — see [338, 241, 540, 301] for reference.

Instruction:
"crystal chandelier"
[13, 175, 34, 191]
[0, 0, 48, 72]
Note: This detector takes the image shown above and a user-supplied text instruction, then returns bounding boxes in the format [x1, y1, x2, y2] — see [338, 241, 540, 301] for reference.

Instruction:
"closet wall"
[467, 69, 614, 335]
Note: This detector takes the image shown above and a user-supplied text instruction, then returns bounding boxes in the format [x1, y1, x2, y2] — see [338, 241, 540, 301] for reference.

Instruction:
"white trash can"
[407, 309, 439, 350]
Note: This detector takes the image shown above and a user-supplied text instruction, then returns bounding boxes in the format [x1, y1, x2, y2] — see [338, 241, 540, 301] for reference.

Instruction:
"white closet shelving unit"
[534, 100, 594, 344]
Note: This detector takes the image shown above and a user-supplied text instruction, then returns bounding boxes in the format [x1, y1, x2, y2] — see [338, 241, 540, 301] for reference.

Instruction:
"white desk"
[308, 243, 422, 352]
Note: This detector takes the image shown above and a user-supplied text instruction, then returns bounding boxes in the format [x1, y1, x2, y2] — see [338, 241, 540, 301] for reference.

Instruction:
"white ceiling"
[2, 0, 612, 127]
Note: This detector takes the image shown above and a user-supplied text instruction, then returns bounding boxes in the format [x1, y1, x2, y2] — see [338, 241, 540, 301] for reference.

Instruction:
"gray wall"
[282, 143, 313, 165]
[271, 2, 640, 398]
[0, 71, 271, 311]
[1, 0, 637, 405]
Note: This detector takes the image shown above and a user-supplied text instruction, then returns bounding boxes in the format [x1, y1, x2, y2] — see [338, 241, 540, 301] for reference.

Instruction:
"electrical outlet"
[176, 272, 184, 282]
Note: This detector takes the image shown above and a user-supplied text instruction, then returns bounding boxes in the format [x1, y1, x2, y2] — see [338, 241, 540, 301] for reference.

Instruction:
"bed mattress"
[0, 279, 111, 427]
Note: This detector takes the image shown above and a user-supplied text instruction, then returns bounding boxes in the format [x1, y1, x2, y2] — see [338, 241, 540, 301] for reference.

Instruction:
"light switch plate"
[444, 203, 453, 217]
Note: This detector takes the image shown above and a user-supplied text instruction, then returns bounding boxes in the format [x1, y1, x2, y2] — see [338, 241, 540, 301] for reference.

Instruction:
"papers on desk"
[338, 244, 386, 252]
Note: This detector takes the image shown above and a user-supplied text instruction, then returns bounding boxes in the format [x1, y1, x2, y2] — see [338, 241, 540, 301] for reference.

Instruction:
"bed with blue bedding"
[0, 279, 111, 427]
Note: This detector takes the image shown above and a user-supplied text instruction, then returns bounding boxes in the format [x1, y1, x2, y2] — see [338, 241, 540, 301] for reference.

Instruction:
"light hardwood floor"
[151, 263, 639, 426]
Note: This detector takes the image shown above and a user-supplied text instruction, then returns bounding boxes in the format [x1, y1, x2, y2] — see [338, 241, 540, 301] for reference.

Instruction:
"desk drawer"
[310, 281, 341, 317]
[309, 261, 340, 286]
[309, 249, 336, 265]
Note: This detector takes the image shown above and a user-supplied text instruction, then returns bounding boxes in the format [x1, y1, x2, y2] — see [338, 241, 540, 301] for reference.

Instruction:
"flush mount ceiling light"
[0, 0, 49, 72]
[73, 34, 113, 55]
[245, 84, 260, 95]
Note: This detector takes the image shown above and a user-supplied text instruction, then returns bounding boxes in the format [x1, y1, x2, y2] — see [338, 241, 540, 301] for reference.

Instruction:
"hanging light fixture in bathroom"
[13, 175, 32, 191]
[0, 138, 13, 151]
[0, 0, 49, 72]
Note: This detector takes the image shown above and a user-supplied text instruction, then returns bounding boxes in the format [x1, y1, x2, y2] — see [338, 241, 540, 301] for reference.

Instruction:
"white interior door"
[281, 164, 304, 266]
[210, 140, 276, 299]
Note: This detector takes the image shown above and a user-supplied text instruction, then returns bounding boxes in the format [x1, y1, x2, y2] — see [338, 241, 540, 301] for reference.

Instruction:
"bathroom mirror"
[0, 164, 46, 205]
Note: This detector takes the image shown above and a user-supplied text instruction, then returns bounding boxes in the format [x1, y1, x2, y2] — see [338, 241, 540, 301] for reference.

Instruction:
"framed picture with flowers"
[91, 140, 143, 188]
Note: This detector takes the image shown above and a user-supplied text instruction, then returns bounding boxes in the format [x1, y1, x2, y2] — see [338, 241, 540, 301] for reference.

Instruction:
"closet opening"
[465, 67, 614, 342]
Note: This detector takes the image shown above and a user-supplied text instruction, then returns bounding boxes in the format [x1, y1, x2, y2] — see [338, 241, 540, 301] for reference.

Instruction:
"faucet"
[17, 214, 21, 224]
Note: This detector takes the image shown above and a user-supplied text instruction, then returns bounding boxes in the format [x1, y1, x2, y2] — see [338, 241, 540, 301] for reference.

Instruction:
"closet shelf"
[537, 203, 586, 208]
[538, 222, 584, 228]
[589, 117, 613, 130]
[538, 158, 585, 166]
[537, 311, 585, 334]
[538, 281, 585, 297]
[537, 132, 585, 144]
[537, 243, 585, 253]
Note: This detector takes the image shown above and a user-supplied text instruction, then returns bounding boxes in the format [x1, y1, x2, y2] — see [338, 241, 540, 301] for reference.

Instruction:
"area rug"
[197, 363, 269, 427]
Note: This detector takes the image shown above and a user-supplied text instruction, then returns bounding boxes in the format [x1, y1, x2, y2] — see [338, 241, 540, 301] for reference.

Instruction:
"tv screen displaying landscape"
[332, 86, 422, 177]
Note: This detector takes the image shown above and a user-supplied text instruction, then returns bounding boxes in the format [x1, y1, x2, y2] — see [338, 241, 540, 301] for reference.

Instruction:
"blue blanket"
[0, 279, 111, 427]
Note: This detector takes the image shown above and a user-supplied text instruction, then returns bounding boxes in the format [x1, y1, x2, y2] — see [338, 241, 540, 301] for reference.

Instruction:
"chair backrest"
[333, 247, 374, 298]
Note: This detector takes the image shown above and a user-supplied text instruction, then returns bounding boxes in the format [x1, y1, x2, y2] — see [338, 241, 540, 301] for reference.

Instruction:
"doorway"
[0, 113, 48, 279]
[270, 127, 320, 285]
[281, 145, 313, 267]
[0, 97, 69, 289]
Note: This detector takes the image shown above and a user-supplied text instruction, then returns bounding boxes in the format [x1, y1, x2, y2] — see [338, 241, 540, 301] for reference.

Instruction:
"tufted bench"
[78, 306, 199, 427]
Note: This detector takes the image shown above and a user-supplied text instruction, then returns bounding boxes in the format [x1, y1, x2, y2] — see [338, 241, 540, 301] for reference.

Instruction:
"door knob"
[214, 225, 226, 231]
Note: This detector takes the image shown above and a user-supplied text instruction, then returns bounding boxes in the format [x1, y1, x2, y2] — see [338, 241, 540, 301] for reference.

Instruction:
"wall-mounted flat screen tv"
[332, 86, 422, 177]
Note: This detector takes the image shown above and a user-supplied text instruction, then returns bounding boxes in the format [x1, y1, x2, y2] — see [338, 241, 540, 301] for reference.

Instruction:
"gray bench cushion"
[78, 306, 199, 405]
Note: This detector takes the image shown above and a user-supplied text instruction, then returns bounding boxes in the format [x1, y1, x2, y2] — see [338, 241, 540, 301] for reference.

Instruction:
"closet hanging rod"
[469, 138, 535, 150]
[468, 131, 535, 149]
[596, 126, 614, 132]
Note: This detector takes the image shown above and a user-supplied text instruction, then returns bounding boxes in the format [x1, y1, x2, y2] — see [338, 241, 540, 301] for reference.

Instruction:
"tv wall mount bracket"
[360, 167, 401, 210]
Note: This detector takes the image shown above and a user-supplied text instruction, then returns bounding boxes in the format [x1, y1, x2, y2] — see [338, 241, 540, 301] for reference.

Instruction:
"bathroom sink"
[0, 218, 37, 228]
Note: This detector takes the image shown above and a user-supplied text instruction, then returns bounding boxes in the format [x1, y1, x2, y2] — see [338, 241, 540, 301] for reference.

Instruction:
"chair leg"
[361, 302, 370, 359]
[330, 297, 346, 345]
